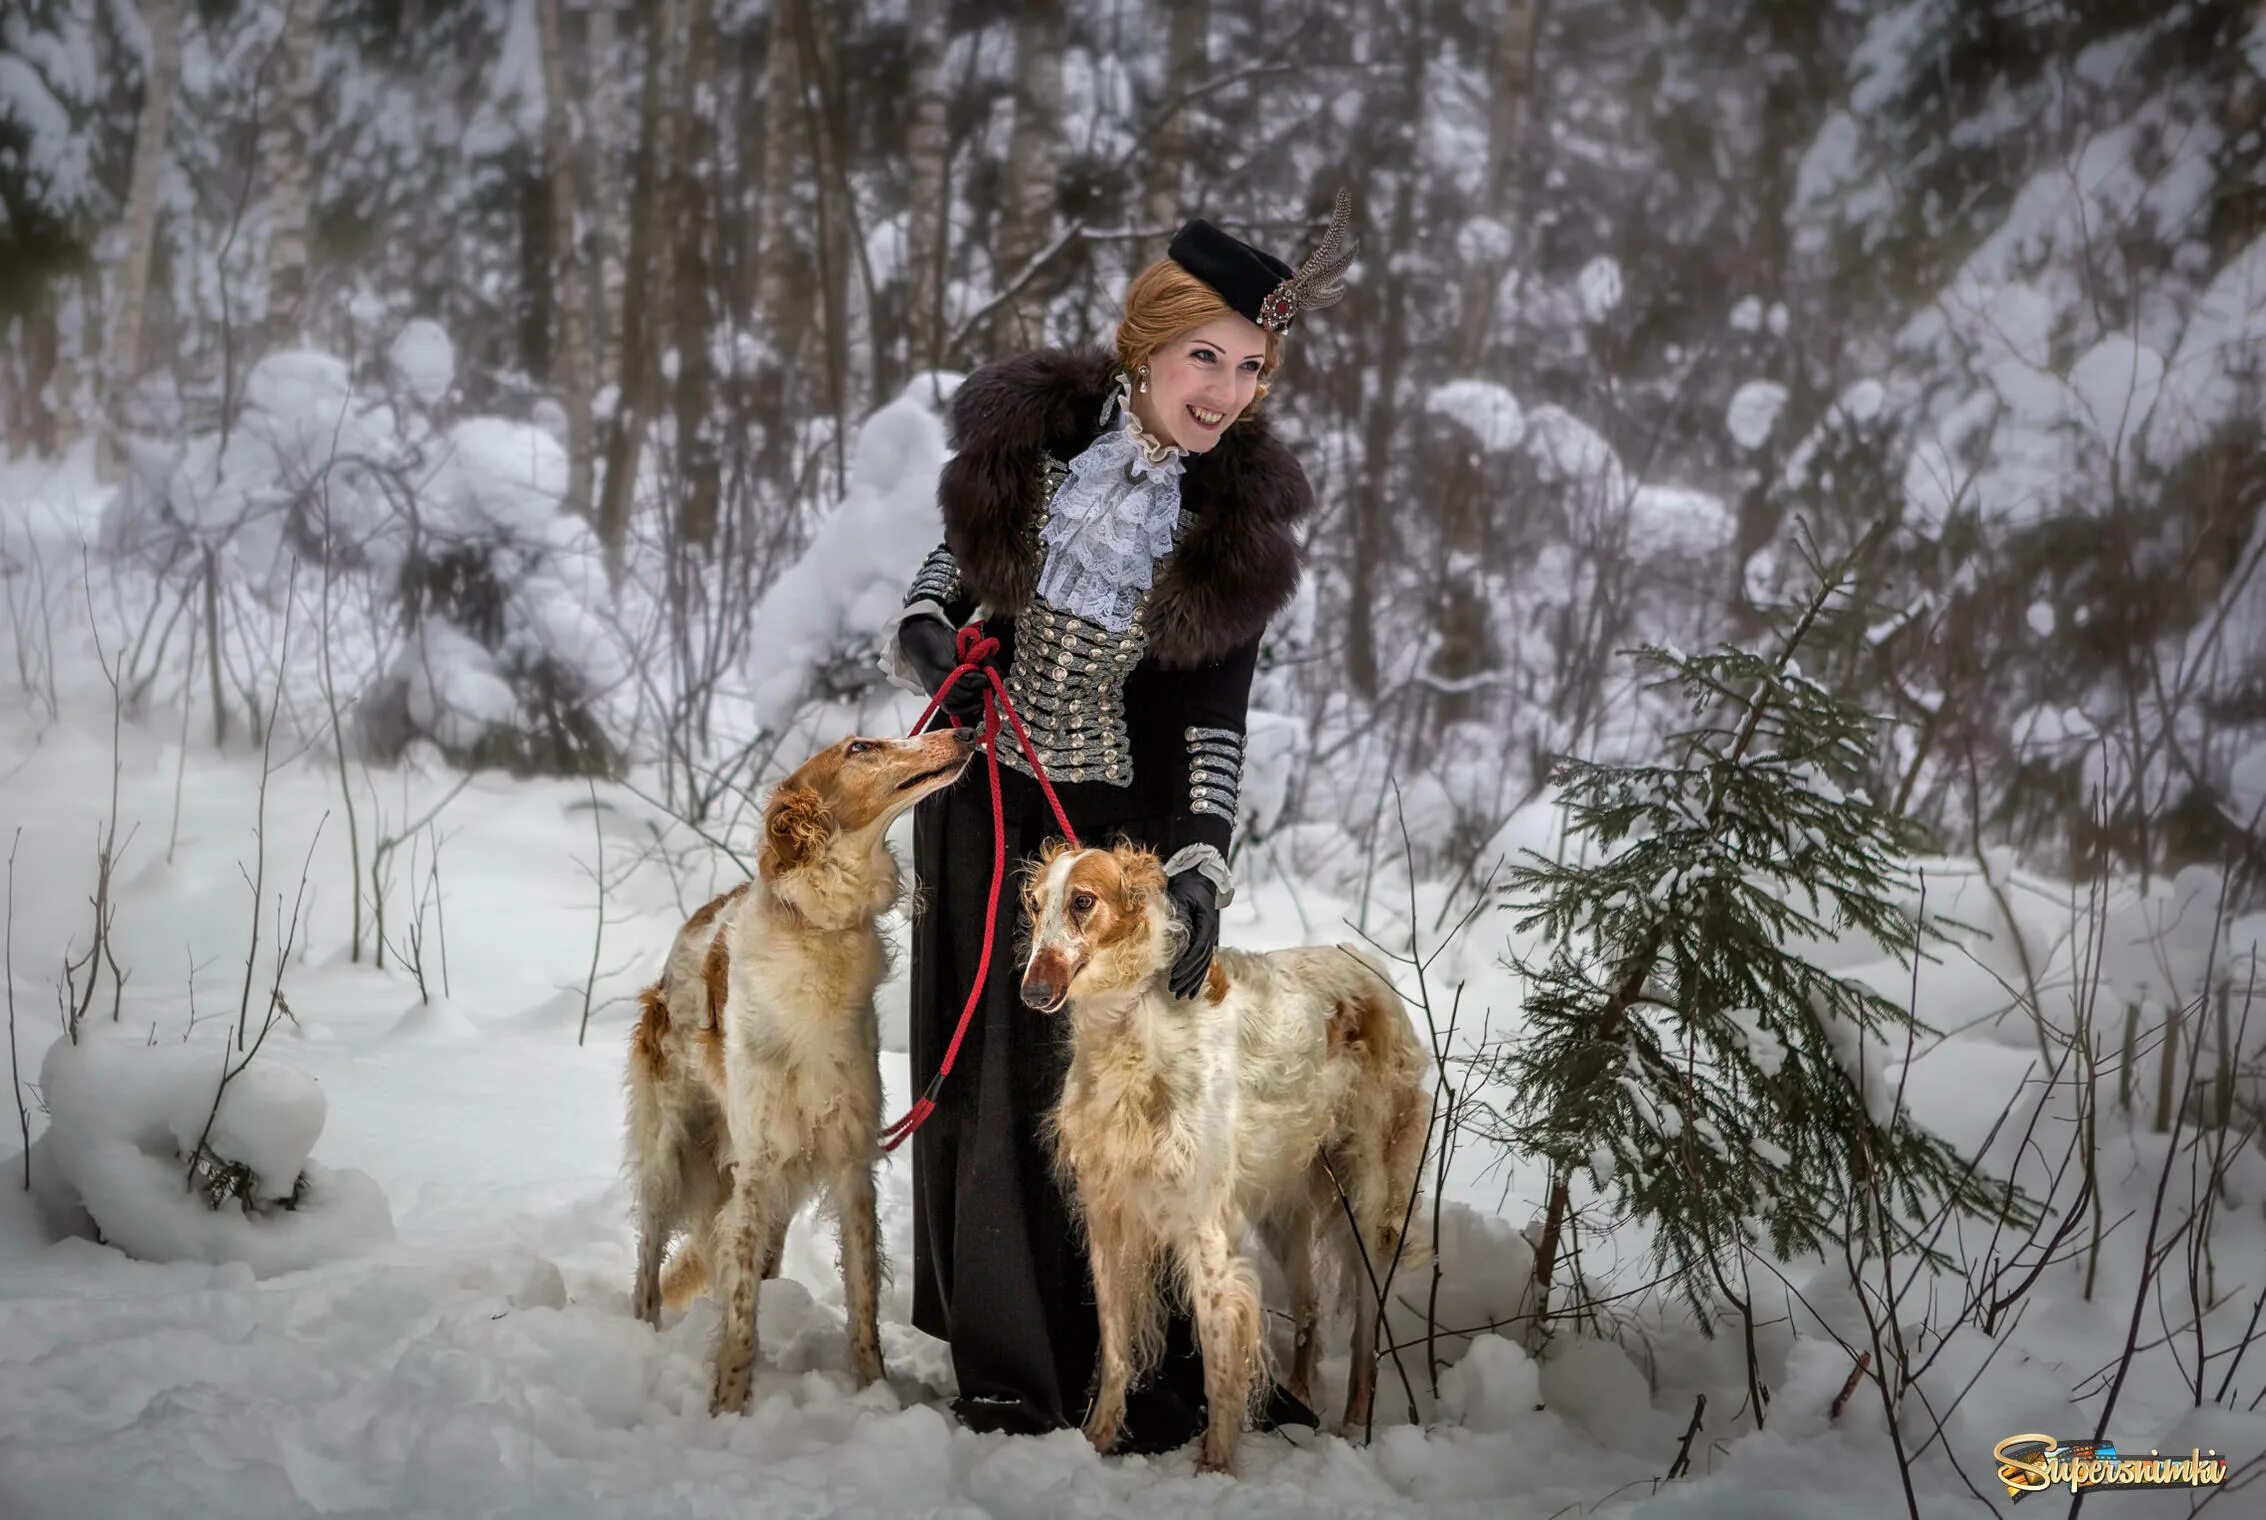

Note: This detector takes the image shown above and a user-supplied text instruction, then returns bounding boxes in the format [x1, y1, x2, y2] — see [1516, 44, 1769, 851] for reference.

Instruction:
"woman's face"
[1131, 315, 1271, 453]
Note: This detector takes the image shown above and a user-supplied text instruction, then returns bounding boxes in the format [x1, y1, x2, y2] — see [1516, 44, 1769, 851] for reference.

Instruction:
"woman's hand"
[899, 616, 988, 723]
[1165, 869, 1219, 1000]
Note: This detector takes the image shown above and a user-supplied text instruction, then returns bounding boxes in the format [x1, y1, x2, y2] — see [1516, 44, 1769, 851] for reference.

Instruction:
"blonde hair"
[1114, 257, 1283, 411]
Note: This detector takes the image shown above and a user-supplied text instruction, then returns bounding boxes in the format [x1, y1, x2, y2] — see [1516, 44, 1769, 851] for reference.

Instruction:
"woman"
[882, 199, 1354, 1450]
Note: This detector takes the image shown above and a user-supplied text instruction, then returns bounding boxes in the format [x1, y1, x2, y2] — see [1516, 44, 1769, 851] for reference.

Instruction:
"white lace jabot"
[1035, 372, 1186, 632]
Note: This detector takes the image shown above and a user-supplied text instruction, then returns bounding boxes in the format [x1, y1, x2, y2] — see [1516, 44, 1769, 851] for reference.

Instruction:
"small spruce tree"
[1492, 534, 2031, 1338]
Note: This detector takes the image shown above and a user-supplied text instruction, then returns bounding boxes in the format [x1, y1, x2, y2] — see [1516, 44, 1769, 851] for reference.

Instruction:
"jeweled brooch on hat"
[1167, 189, 1358, 335]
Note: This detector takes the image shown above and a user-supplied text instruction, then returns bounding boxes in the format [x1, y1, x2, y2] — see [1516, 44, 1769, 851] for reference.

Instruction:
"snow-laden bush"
[28, 1030, 394, 1277]
[746, 371, 958, 733]
[359, 407, 624, 777]
[122, 327, 627, 777]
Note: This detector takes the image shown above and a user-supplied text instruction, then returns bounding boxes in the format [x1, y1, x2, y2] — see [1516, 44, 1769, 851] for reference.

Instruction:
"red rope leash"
[879, 625, 1078, 1152]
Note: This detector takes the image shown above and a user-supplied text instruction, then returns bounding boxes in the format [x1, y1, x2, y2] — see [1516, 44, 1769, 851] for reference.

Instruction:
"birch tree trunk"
[900, 0, 952, 374]
[262, 0, 317, 351]
[100, 0, 186, 483]
[990, 0, 1065, 354]
[534, 0, 595, 522]
[1142, 0, 1207, 237]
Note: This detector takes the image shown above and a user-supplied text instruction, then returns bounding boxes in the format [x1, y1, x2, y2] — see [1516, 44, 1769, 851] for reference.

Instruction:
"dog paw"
[851, 1353, 886, 1389]
[631, 1280, 661, 1327]
[708, 1368, 751, 1417]
[1082, 1416, 1121, 1454]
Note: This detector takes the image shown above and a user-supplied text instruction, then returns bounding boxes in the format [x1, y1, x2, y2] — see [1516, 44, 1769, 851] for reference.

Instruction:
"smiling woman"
[880, 196, 1357, 1458]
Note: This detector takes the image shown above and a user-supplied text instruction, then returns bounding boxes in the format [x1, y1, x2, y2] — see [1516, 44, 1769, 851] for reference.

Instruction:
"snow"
[1520, 404, 1623, 497]
[1725, 380, 1789, 450]
[2143, 234, 2266, 464]
[745, 373, 958, 730]
[0, 56, 81, 202]
[398, 617, 520, 749]
[429, 416, 571, 539]
[1426, 379, 1525, 453]
[1576, 256, 1622, 322]
[9, 447, 2266, 1516]
[463, 0, 545, 157]
[29, 1030, 393, 1278]
[389, 318, 457, 407]
[1628, 486, 1732, 557]
[1454, 215, 1512, 266]
[1435, 1336, 1538, 1434]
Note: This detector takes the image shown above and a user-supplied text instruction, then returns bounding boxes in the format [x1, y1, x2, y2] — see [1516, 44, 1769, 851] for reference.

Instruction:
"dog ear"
[1116, 845, 1167, 905]
[761, 784, 835, 877]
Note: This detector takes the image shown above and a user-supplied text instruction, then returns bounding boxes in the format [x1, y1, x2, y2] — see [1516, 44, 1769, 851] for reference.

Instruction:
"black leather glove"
[899, 616, 986, 723]
[1165, 869, 1220, 1001]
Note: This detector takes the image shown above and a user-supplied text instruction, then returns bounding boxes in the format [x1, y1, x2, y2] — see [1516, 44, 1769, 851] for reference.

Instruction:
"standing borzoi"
[625, 727, 975, 1415]
[1019, 841, 1430, 1473]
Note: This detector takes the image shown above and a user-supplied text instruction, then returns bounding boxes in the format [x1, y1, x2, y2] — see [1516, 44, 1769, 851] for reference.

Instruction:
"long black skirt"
[907, 760, 1205, 1439]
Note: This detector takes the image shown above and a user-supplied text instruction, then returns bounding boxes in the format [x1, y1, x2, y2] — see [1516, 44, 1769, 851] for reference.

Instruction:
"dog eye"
[1070, 891, 1096, 915]
[846, 740, 874, 755]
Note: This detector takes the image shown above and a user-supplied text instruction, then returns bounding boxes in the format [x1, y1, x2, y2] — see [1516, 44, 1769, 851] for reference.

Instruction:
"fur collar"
[937, 346, 1312, 669]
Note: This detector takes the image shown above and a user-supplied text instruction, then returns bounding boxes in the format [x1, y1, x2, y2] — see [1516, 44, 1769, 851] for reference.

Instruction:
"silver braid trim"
[905, 543, 964, 608]
[997, 599, 1144, 787]
[1182, 725, 1246, 819]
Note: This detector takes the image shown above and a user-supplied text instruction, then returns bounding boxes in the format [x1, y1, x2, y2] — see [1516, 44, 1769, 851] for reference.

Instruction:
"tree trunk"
[790, 0, 885, 423]
[262, 0, 318, 351]
[1428, 0, 1537, 737]
[1524, 1174, 1570, 1354]
[990, 0, 1065, 354]
[1142, 0, 1208, 239]
[751, 0, 810, 487]
[1346, 12, 1425, 703]
[594, 0, 681, 576]
[672, 0, 722, 550]
[14, 303, 62, 457]
[533, 0, 595, 521]
[100, 0, 187, 483]
[584, 0, 630, 380]
[901, 0, 953, 374]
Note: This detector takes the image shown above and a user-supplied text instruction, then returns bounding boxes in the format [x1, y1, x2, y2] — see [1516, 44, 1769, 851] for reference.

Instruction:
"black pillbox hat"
[1166, 218, 1296, 329]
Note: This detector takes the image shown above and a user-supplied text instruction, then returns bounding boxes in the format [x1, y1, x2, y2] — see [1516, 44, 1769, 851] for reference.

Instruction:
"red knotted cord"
[879, 625, 1079, 1152]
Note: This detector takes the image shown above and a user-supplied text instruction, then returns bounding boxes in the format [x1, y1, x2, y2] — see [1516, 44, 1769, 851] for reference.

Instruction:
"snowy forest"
[3, 0, 2265, 1515]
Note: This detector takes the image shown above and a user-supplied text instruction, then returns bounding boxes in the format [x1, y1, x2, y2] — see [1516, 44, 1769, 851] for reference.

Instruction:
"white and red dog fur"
[1019, 842, 1431, 1473]
[626, 727, 976, 1415]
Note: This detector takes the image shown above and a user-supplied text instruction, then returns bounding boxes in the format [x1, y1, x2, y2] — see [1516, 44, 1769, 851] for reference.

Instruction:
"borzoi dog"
[1019, 841, 1430, 1473]
[626, 727, 975, 1414]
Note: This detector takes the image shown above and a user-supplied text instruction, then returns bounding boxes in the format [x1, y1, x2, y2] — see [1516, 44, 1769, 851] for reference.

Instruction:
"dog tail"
[661, 1239, 711, 1309]
[1328, 945, 1436, 1279]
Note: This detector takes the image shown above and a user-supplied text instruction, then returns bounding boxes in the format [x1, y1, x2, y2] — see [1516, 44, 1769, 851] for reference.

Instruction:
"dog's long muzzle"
[1020, 948, 1072, 1013]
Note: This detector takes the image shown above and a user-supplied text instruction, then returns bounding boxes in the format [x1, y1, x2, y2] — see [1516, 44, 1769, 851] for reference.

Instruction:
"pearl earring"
[1138, 365, 1149, 393]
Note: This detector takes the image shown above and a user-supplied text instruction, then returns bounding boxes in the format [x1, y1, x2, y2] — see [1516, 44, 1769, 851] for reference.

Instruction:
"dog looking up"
[625, 726, 976, 1416]
[1019, 842, 1430, 1474]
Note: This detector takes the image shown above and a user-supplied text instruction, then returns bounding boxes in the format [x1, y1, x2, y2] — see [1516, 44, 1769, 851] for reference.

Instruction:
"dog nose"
[1020, 969, 1062, 1011]
[951, 726, 978, 745]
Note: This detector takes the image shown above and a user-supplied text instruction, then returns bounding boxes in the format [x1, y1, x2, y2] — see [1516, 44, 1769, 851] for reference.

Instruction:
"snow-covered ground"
[5, 449, 2265, 1518]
